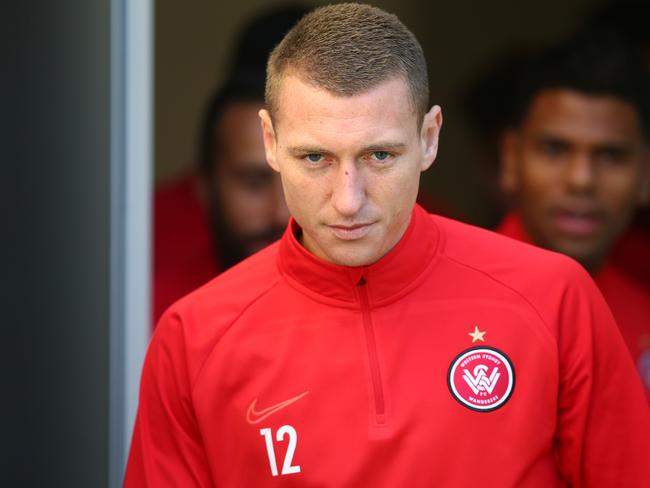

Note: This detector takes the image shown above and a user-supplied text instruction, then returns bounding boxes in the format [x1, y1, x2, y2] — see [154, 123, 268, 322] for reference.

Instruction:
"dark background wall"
[3, 1, 111, 486]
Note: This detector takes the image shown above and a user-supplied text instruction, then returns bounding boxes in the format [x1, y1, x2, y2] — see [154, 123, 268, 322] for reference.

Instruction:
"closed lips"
[329, 223, 373, 240]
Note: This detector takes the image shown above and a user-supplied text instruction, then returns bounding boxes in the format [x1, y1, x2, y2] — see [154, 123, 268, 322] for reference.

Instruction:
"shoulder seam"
[444, 254, 554, 337]
[188, 276, 284, 394]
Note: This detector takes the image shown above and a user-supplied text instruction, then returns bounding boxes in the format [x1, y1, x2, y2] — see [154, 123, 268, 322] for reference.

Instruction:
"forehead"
[523, 89, 643, 144]
[217, 101, 264, 141]
[273, 75, 419, 145]
[215, 101, 266, 162]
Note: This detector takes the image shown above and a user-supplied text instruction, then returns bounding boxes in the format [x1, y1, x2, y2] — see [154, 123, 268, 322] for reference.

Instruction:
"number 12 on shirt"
[260, 425, 301, 476]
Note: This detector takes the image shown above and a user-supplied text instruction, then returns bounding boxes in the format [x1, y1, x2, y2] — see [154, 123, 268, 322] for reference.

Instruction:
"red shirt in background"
[612, 222, 650, 289]
[497, 212, 650, 401]
[153, 174, 219, 323]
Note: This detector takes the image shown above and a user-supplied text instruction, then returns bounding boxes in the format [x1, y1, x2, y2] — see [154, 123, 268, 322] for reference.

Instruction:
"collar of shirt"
[277, 204, 442, 307]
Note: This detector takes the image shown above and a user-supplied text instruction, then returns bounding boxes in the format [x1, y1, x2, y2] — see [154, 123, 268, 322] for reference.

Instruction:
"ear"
[500, 129, 521, 194]
[259, 109, 279, 172]
[420, 105, 443, 171]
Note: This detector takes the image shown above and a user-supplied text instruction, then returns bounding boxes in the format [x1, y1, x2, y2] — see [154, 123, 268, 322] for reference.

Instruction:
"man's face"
[209, 102, 289, 262]
[502, 89, 649, 271]
[259, 75, 442, 267]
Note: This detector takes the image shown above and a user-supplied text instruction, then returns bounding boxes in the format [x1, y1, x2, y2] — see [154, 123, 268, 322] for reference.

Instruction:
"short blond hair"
[266, 3, 429, 124]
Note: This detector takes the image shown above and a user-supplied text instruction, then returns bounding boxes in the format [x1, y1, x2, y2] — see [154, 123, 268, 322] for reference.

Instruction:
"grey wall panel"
[109, 0, 152, 485]
[3, 1, 111, 486]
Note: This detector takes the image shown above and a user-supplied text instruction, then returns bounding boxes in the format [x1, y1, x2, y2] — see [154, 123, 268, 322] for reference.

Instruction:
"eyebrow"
[361, 142, 407, 152]
[535, 133, 634, 150]
[287, 145, 329, 156]
[287, 141, 407, 156]
[593, 143, 633, 155]
[533, 134, 571, 146]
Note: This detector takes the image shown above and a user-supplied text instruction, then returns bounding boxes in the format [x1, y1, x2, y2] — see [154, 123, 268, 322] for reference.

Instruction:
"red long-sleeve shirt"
[127, 205, 650, 487]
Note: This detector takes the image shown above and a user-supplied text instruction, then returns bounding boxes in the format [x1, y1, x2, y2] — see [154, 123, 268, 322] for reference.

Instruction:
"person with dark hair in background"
[127, 4, 649, 486]
[199, 74, 289, 276]
[153, 6, 308, 322]
[579, 1, 650, 291]
[154, 72, 288, 322]
[497, 32, 650, 399]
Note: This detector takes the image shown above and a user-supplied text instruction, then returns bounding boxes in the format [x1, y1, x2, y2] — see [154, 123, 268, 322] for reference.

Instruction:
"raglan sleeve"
[124, 309, 214, 487]
[553, 263, 650, 487]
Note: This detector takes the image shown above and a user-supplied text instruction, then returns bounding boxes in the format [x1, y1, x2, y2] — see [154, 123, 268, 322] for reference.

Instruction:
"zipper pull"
[357, 275, 367, 286]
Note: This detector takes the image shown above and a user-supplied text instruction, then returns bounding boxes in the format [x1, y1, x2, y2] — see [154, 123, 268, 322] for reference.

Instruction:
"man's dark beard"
[207, 194, 286, 270]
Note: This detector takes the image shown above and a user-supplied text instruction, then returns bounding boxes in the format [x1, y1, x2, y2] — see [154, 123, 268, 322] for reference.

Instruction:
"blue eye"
[372, 151, 391, 161]
[305, 153, 323, 163]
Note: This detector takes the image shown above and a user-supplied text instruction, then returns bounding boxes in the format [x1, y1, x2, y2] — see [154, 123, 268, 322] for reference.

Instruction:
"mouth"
[551, 209, 604, 238]
[328, 222, 374, 241]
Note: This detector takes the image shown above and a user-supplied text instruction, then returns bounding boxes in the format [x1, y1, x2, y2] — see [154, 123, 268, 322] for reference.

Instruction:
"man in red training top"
[497, 32, 650, 400]
[126, 4, 650, 486]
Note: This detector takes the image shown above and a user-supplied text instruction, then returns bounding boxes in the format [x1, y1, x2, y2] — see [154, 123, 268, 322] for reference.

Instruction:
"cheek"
[280, 172, 314, 223]
[235, 187, 270, 211]
[279, 171, 318, 218]
[379, 167, 420, 210]
[601, 174, 643, 214]
[518, 164, 559, 206]
[217, 183, 274, 232]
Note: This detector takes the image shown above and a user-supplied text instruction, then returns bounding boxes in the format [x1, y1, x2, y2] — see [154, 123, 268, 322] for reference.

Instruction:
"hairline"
[267, 68, 426, 133]
[520, 86, 650, 144]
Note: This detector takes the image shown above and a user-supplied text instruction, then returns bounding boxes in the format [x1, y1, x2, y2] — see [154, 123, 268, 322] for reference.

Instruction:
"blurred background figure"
[153, 5, 308, 322]
[495, 31, 650, 399]
[580, 1, 650, 290]
[464, 1, 650, 284]
[462, 47, 536, 227]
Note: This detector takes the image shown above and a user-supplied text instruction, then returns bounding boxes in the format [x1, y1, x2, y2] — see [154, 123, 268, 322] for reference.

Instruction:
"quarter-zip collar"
[277, 204, 441, 306]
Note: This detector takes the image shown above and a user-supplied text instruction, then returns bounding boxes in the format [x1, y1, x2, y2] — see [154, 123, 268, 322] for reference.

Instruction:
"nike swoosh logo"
[246, 391, 310, 425]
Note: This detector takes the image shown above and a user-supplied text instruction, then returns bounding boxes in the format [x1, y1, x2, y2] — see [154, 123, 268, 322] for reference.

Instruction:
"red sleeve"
[124, 311, 214, 487]
[554, 265, 650, 487]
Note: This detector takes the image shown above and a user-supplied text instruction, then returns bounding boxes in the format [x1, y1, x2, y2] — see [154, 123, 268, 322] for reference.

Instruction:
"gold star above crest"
[469, 325, 486, 343]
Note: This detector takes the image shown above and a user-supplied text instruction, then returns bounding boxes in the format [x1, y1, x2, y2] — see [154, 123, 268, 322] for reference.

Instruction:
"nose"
[564, 154, 596, 194]
[331, 160, 365, 217]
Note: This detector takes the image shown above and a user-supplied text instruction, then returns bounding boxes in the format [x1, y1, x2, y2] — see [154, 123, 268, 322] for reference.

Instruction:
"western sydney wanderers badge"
[447, 347, 515, 412]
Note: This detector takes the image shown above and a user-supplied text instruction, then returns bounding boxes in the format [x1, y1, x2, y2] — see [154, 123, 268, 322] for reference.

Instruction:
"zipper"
[357, 275, 386, 425]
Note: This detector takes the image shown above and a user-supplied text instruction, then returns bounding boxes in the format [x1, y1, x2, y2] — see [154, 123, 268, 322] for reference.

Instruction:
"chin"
[326, 248, 380, 268]
[552, 240, 603, 270]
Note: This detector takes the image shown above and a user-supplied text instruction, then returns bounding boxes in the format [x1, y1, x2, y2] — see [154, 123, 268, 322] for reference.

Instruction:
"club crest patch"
[447, 346, 515, 412]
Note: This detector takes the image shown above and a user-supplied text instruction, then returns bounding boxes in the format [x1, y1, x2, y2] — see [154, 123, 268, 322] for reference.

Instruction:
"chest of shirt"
[190, 290, 562, 486]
